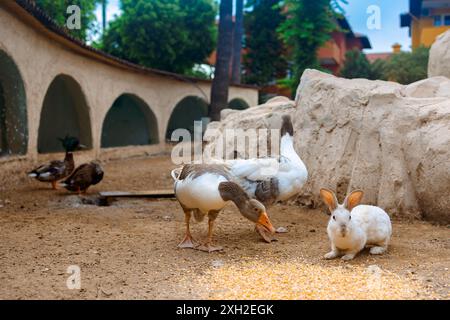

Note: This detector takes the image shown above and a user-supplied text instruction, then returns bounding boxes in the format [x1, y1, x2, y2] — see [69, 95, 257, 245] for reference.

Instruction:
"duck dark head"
[59, 135, 86, 152]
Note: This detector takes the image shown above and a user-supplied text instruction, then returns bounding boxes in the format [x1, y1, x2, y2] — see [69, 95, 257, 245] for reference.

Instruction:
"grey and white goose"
[212, 115, 308, 207]
[172, 164, 275, 252]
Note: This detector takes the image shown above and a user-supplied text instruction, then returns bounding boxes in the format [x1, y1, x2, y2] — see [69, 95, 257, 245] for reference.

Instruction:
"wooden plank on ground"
[99, 190, 175, 199]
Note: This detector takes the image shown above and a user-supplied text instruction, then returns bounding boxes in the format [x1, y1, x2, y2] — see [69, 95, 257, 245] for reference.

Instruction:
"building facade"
[401, 0, 450, 48]
[318, 17, 371, 75]
[262, 16, 371, 98]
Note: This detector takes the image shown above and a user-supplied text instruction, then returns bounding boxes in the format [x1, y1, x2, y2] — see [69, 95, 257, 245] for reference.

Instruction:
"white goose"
[217, 115, 308, 206]
[171, 164, 275, 252]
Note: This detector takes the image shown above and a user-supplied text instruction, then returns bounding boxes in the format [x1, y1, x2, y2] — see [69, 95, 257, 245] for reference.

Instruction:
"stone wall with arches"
[0, 49, 28, 157]
[0, 1, 258, 167]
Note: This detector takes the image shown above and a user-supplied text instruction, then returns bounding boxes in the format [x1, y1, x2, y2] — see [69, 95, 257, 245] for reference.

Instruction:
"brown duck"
[28, 136, 85, 189]
[60, 161, 104, 194]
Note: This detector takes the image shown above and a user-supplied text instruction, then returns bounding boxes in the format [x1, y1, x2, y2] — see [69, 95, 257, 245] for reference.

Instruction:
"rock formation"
[428, 29, 450, 79]
[206, 70, 450, 223]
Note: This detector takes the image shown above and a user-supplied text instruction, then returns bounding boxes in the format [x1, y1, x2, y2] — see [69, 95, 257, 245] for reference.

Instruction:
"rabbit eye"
[349, 216, 351, 220]
[332, 215, 336, 220]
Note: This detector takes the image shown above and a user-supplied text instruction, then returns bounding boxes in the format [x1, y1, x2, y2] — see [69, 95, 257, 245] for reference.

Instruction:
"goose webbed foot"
[195, 242, 223, 253]
[195, 214, 223, 252]
[178, 234, 198, 249]
[178, 209, 198, 249]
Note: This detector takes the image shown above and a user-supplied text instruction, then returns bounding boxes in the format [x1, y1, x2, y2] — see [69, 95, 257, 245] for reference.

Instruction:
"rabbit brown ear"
[320, 188, 338, 213]
[344, 190, 364, 211]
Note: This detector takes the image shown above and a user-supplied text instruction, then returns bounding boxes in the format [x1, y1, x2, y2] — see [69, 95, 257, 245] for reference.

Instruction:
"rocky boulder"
[295, 70, 450, 223]
[428, 29, 450, 79]
[204, 96, 296, 159]
[206, 70, 450, 223]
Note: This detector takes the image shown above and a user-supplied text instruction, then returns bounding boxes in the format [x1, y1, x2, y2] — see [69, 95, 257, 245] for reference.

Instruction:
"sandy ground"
[0, 155, 448, 300]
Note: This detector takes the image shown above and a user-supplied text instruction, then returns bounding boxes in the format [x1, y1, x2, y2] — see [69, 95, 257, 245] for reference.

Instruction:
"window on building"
[433, 15, 442, 27]
[445, 15, 450, 26]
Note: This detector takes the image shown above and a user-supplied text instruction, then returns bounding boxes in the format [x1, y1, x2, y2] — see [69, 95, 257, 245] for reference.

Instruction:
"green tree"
[35, 0, 100, 41]
[340, 49, 372, 79]
[383, 46, 429, 84]
[100, 18, 127, 58]
[278, 0, 343, 94]
[101, 0, 217, 74]
[243, 0, 287, 86]
[369, 59, 387, 81]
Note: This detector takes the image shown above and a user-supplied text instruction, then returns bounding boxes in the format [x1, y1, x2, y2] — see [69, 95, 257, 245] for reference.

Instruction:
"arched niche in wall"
[101, 93, 159, 148]
[228, 98, 250, 110]
[38, 74, 92, 153]
[166, 96, 208, 140]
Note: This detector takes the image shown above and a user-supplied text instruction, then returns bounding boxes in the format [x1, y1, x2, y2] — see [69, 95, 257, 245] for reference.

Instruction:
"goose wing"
[226, 157, 291, 182]
[178, 163, 231, 181]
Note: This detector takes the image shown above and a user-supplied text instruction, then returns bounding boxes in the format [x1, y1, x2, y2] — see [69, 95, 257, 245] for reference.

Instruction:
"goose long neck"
[218, 181, 249, 212]
[280, 134, 301, 160]
[280, 134, 293, 151]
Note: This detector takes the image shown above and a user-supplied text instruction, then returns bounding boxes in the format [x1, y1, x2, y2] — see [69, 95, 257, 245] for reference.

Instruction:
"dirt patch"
[0, 156, 448, 299]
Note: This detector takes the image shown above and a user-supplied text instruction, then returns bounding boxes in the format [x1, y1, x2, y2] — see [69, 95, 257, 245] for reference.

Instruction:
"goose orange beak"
[257, 212, 275, 234]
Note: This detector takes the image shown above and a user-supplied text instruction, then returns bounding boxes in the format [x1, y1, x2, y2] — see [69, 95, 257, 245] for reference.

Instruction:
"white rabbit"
[319, 188, 392, 261]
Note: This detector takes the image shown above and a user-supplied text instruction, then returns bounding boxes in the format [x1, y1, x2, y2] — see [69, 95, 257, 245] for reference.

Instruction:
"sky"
[95, 0, 411, 53]
[95, 0, 121, 22]
[340, 0, 411, 53]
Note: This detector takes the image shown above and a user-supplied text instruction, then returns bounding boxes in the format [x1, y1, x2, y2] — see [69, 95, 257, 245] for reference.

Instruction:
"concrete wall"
[0, 2, 258, 168]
